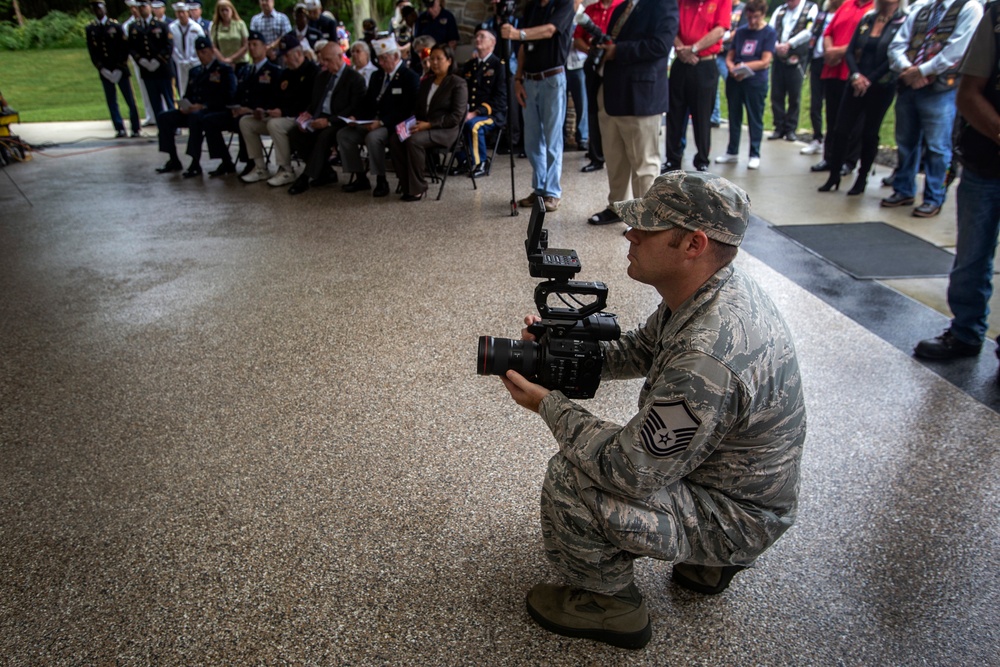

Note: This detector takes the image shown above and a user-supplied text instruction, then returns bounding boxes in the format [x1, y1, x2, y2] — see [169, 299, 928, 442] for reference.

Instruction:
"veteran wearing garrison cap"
[501, 172, 807, 650]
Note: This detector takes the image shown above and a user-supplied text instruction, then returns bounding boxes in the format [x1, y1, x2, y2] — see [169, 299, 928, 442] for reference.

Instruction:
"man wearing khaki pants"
[587, 0, 679, 225]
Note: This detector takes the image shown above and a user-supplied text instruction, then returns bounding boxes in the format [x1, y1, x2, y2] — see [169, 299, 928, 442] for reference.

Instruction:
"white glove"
[138, 57, 150, 69]
[146, 59, 160, 72]
[108, 69, 122, 84]
[100, 68, 114, 81]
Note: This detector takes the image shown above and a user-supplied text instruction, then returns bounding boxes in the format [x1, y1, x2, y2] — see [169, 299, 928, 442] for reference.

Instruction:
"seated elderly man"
[452, 27, 506, 178]
[155, 36, 237, 177]
[286, 40, 367, 195]
[337, 34, 420, 197]
[240, 34, 319, 185]
[200, 28, 284, 176]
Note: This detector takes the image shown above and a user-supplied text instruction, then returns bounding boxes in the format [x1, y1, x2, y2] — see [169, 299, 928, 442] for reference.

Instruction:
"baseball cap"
[277, 34, 301, 55]
[194, 35, 212, 49]
[247, 29, 266, 42]
[612, 171, 751, 247]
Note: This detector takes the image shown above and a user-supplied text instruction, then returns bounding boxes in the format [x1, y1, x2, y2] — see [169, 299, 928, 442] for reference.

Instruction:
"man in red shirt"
[665, 0, 732, 172]
[574, 0, 622, 173]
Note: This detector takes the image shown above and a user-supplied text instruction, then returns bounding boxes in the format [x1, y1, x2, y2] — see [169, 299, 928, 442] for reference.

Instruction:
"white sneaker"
[241, 166, 270, 183]
[715, 154, 739, 164]
[267, 168, 296, 187]
[800, 140, 822, 155]
[748, 157, 761, 170]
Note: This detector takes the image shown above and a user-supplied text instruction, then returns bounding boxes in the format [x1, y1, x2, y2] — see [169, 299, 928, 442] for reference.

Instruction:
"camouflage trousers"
[540, 453, 694, 595]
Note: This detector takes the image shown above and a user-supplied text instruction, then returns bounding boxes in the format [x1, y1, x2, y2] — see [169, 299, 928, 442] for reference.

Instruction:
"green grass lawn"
[1, 48, 149, 122]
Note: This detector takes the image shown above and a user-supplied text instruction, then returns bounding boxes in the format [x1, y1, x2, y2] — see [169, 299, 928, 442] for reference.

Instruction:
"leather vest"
[955, 1, 1000, 177]
[774, 2, 816, 62]
[904, 0, 970, 91]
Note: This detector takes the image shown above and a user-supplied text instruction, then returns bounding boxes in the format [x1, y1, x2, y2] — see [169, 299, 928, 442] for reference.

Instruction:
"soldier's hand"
[501, 370, 550, 414]
[521, 314, 542, 341]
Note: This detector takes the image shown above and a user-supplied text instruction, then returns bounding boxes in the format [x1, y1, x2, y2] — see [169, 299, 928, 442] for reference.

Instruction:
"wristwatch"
[519, 29, 527, 41]
[849, 72, 861, 83]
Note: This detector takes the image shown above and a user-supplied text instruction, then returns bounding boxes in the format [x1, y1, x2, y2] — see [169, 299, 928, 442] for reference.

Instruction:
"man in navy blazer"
[587, 0, 679, 225]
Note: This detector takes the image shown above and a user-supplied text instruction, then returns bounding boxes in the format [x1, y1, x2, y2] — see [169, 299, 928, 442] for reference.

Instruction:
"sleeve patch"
[639, 399, 701, 458]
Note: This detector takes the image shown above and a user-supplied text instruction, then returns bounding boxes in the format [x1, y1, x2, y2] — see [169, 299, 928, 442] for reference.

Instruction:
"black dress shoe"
[182, 165, 203, 178]
[156, 159, 182, 173]
[784, 133, 797, 142]
[810, 160, 830, 172]
[449, 163, 468, 176]
[401, 192, 425, 202]
[880, 192, 915, 207]
[767, 131, 784, 140]
[694, 163, 709, 172]
[288, 175, 310, 195]
[311, 170, 338, 187]
[577, 140, 588, 152]
[341, 175, 371, 192]
[115, 129, 127, 138]
[660, 162, 679, 175]
[470, 162, 489, 178]
[239, 161, 256, 177]
[581, 160, 604, 173]
[588, 208, 622, 225]
[914, 330, 982, 360]
[840, 164, 853, 176]
[372, 177, 390, 197]
[209, 162, 236, 177]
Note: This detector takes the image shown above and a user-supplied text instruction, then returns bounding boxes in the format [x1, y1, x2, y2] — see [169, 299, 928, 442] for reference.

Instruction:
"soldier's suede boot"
[525, 582, 651, 649]
[671, 562, 747, 595]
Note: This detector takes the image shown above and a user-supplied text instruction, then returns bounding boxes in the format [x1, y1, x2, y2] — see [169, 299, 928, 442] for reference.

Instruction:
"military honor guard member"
[128, 0, 176, 119]
[169, 2, 205, 100]
[188, 0, 211, 33]
[453, 27, 507, 178]
[86, 0, 142, 137]
[155, 36, 237, 178]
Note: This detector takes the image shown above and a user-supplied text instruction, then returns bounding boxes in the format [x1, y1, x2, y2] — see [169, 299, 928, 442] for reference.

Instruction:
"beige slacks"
[597, 91, 662, 207]
[239, 116, 297, 170]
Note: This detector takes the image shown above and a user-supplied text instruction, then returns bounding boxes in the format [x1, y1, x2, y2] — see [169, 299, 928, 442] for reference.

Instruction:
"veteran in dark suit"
[587, 0, 679, 225]
[389, 43, 468, 200]
[128, 0, 175, 119]
[286, 40, 367, 194]
[87, 0, 141, 137]
[155, 36, 237, 177]
[338, 34, 421, 197]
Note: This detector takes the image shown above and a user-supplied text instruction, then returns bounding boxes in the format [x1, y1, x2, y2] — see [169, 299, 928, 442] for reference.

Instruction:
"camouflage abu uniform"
[535, 172, 807, 595]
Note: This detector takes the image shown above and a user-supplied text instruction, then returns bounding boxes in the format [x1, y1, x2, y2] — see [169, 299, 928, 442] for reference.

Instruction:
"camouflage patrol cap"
[612, 171, 751, 247]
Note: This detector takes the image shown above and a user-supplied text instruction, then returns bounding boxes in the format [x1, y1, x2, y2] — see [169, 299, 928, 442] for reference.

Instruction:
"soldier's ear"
[686, 230, 711, 259]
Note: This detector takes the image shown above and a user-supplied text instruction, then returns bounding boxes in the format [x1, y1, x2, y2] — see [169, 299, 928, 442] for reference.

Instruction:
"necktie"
[610, 1, 634, 40]
[321, 70, 340, 114]
[914, 0, 947, 64]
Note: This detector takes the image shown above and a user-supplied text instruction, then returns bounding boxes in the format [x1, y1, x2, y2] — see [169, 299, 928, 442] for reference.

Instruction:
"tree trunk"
[351, 0, 377, 43]
[12, 0, 25, 27]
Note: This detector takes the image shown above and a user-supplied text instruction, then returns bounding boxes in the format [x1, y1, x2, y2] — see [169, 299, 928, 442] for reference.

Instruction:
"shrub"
[0, 10, 90, 50]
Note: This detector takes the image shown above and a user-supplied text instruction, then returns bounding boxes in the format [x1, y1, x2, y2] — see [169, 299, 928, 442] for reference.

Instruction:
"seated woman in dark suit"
[818, 0, 905, 195]
[388, 44, 468, 201]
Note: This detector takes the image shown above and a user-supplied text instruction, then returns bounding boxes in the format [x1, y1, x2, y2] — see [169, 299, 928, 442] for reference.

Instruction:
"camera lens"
[478, 336, 540, 377]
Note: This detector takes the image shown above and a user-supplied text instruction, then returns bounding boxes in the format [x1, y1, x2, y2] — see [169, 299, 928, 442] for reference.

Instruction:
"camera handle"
[534, 280, 609, 319]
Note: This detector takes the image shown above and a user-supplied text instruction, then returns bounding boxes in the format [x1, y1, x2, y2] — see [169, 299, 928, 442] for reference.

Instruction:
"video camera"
[477, 197, 620, 399]
[574, 11, 611, 69]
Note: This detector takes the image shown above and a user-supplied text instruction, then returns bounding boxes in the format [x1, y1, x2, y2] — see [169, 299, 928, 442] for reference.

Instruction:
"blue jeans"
[726, 80, 767, 158]
[523, 72, 567, 198]
[566, 66, 587, 143]
[893, 86, 957, 208]
[711, 54, 727, 125]
[100, 73, 140, 133]
[947, 169, 1000, 346]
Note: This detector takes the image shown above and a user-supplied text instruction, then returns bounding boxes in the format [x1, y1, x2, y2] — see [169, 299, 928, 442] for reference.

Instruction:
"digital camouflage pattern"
[537, 264, 807, 594]
[612, 171, 752, 247]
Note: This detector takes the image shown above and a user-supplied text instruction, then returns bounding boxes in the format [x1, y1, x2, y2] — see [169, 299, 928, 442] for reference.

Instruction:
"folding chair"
[434, 131, 476, 200]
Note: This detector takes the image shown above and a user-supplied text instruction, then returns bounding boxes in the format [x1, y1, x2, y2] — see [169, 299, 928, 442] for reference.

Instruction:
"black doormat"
[771, 222, 956, 279]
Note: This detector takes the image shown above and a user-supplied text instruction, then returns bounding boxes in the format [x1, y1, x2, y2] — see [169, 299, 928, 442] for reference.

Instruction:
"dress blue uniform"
[86, 6, 141, 136]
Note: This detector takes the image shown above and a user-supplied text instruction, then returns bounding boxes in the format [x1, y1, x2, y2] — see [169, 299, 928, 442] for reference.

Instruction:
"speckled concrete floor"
[1, 133, 998, 665]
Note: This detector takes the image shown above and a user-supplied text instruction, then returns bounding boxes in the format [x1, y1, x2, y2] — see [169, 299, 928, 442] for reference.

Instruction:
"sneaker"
[525, 583, 651, 649]
[242, 166, 271, 184]
[267, 168, 296, 187]
[714, 153, 738, 164]
[748, 157, 760, 170]
[543, 196, 560, 212]
[800, 140, 822, 155]
[914, 330, 982, 360]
